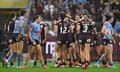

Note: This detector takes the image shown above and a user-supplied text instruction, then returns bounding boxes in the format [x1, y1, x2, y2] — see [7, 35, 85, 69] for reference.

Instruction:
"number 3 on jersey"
[60, 26, 68, 34]
[83, 24, 88, 33]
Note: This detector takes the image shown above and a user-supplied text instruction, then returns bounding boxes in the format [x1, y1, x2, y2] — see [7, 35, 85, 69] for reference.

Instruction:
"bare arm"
[19, 21, 24, 34]
[101, 23, 111, 40]
[112, 29, 116, 44]
[28, 24, 34, 43]
[44, 26, 49, 41]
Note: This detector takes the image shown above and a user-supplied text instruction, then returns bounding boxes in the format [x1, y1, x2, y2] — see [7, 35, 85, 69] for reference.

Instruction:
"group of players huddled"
[2, 9, 115, 69]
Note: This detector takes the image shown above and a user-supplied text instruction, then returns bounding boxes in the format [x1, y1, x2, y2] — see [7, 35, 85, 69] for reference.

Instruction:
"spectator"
[35, 2, 43, 15]
[89, 4, 97, 21]
[68, 1, 78, 17]
[56, 0, 66, 11]
[44, 0, 54, 20]
[114, 19, 120, 36]
[76, 0, 87, 4]
[53, 8, 59, 20]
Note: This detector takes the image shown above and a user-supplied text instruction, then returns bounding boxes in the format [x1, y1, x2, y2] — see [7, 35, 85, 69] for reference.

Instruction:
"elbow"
[101, 30, 105, 35]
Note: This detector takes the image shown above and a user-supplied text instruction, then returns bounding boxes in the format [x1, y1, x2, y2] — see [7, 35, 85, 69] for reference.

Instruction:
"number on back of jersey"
[82, 24, 89, 33]
[60, 26, 68, 34]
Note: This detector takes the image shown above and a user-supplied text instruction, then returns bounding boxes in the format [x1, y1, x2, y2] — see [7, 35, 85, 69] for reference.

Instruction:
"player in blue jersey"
[5, 10, 28, 68]
[101, 14, 116, 68]
[22, 15, 48, 68]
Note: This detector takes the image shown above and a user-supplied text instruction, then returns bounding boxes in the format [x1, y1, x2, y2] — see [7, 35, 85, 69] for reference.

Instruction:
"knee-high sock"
[8, 52, 16, 62]
[96, 54, 105, 64]
[16, 54, 21, 67]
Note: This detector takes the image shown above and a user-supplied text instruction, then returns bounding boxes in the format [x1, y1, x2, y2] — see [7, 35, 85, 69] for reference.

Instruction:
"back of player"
[78, 14, 93, 69]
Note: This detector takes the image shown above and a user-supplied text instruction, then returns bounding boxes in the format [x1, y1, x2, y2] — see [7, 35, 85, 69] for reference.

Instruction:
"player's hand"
[75, 41, 78, 44]
[57, 41, 61, 44]
[42, 40, 46, 44]
[107, 35, 111, 40]
[16, 34, 22, 40]
[113, 39, 116, 44]
[32, 40, 36, 45]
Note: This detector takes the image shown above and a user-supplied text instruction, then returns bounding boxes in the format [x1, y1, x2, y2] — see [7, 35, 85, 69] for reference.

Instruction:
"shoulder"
[103, 22, 108, 26]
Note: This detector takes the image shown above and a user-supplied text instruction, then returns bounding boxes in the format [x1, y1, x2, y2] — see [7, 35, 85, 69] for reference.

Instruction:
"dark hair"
[10, 13, 16, 18]
[33, 15, 40, 21]
[20, 9, 27, 16]
[105, 14, 113, 21]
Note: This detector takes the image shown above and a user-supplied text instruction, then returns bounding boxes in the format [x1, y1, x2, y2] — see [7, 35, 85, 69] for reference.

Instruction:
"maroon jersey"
[6, 18, 15, 33]
[57, 21, 71, 35]
[80, 20, 95, 34]
[40, 23, 45, 41]
[56, 20, 71, 44]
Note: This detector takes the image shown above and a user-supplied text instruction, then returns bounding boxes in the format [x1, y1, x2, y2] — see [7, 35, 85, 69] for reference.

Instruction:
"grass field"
[0, 62, 120, 72]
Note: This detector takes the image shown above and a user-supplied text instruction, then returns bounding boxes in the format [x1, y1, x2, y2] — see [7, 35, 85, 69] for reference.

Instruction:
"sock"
[41, 64, 45, 66]
[16, 54, 21, 67]
[10, 62, 14, 66]
[79, 60, 81, 64]
[8, 52, 16, 62]
[57, 58, 61, 64]
[102, 60, 107, 65]
[109, 63, 114, 66]
[86, 61, 90, 65]
[33, 61, 37, 66]
[44, 60, 47, 65]
[73, 56, 77, 62]
[73, 59, 77, 62]
[96, 54, 105, 64]
[24, 62, 27, 66]
[67, 58, 71, 61]
[5, 56, 8, 59]
[82, 61, 85, 65]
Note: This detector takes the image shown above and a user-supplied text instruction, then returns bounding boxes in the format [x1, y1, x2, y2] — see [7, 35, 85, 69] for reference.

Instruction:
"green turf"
[0, 62, 120, 72]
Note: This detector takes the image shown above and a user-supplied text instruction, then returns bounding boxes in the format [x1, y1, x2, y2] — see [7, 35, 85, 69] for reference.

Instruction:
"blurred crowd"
[30, 0, 120, 35]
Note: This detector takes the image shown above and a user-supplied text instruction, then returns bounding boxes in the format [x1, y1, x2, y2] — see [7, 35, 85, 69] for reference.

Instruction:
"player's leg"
[102, 39, 110, 67]
[35, 40, 48, 68]
[79, 44, 85, 68]
[67, 42, 73, 67]
[42, 43, 47, 65]
[79, 36, 86, 68]
[61, 44, 67, 66]
[16, 39, 23, 68]
[33, 47, 38, 67]
[22, 44, 35, 68]
[5, 34, 17, 67]
[71, 43, 80, 66]
[84, 39, 91, 68]
[55, 43, 62, 67]
[108, 42, 114, 67]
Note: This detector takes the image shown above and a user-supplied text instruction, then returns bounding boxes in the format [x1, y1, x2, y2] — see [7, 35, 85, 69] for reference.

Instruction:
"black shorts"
[41, 40, 46, 46]
[67, 41, 74, 48]
[13, 33, 24, 42]
[28, 40, 40, 46]
[102, 39, 113, 46]
[67, 36, 75, 48]
[57, 34, 68, 45]
[78, 33, 93, 44]
[6, 33, 14, 44]
[92, 40, 101, 47]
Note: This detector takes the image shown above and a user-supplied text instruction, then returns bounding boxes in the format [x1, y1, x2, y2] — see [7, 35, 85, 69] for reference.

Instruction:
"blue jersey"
[30, 22, 41, 40]
[13, 16, 26, 34]
[103, 22, 113, 39]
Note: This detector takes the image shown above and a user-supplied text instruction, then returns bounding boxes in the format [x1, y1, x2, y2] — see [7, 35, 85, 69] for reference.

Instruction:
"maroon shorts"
[56, 34, 68, 44]
[78, 33, 93, 44]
